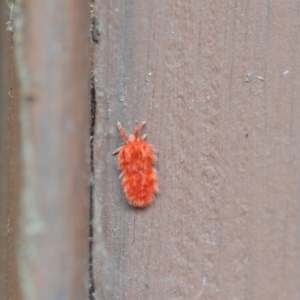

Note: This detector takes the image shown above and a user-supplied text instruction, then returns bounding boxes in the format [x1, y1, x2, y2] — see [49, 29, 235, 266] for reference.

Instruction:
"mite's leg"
[134, 121, 146, 138]
[112, 146, 123, 156]
[117, 122, 128, 141]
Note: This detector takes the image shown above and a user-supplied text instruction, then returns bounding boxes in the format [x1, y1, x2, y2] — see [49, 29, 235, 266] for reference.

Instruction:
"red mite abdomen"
[122, 170, 157, 207]
[118, 141, 157, 207]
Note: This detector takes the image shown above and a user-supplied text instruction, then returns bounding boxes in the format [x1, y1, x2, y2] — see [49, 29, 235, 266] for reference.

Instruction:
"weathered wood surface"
[1, 1, 300, 299]
[91, 1, 300, 299]
[1, 0, 90, 299]
[0, 2, 21, 299]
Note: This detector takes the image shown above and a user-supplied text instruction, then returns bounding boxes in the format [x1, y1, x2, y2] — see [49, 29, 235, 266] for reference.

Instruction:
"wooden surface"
[91, 0, 300, 299]
[1, 1, 91, 299]
[1, 1, 300, 299]
[0, 2, 21, 299]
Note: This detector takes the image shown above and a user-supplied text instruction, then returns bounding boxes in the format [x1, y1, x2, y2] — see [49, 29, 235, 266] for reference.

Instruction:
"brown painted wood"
[91, 0, 300, 299]
[3, 0, 91, 299]
[0, 2, 21, 299]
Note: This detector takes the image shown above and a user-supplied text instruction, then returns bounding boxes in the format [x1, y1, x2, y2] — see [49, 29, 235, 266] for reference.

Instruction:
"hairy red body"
[113, 122, 158, 207]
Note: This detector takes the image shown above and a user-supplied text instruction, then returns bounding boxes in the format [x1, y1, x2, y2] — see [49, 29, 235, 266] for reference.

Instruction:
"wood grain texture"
[0, 2, 21, 299]
[11, 0, 90, 299]
[91, 0, 300, 299]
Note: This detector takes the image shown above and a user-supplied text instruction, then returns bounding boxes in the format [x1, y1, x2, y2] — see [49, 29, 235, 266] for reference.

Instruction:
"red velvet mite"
[112, 122, 158, 207]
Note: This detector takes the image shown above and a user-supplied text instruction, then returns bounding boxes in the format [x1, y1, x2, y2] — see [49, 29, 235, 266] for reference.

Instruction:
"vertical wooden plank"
[12, 0, 90, 299]
[91, 0, 300, 299]
[0, 2, 21, 299]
